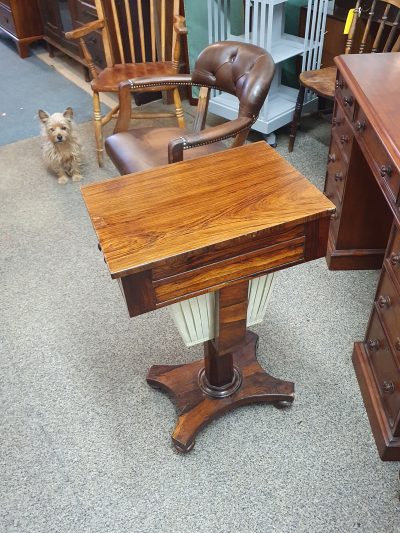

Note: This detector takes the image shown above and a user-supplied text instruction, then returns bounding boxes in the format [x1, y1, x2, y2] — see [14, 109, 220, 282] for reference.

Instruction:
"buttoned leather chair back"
[106, 41, 275, 175]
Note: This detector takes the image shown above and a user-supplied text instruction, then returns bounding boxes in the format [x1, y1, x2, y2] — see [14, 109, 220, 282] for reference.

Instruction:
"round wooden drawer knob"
[368, 339, 380, 350]
[382, 381, 395, 394]
[378, 295, 391, 308]
[390, 253, 400, 265]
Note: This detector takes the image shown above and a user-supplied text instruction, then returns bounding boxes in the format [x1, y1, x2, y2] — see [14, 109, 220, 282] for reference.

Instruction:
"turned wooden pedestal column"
[147, 282, 294, 452]
[82, 142, 334, 452]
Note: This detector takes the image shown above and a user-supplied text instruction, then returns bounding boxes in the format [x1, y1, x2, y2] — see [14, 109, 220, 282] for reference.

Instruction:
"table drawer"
[325, 137, 347, 203]
[153, 237, 305, 304]
[355, 108, 400, 201]
[366, 310, 400, 430]
[375, 265, 400, 348]
[335, 71, 356, 122]
[0, 2, 15, 35]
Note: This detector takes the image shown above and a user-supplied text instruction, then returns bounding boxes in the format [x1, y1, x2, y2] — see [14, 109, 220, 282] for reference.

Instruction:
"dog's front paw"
[58, 175, 69, 184]
[72, 174, 84, 182]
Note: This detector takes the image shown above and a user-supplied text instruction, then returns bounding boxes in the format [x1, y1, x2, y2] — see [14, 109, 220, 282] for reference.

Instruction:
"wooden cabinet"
[37, 0, 107, 70]
[325, 53, 400, 460]
[0, 0, 43, 58]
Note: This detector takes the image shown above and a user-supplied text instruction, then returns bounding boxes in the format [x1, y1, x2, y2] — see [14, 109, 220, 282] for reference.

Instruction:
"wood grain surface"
[82, 142, 335, 279]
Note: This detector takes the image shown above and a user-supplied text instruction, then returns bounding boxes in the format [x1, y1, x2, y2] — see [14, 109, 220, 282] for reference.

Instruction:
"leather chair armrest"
[127, 74, 193, 91]
[65, 19, 104, 40]
[173, 15, 188, 35]
[168, 117, 254, 163]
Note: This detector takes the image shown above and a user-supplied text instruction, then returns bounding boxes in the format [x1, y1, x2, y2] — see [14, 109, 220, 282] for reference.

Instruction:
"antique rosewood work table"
[325, 53, 400, 460]
[82, 142, 334, 452]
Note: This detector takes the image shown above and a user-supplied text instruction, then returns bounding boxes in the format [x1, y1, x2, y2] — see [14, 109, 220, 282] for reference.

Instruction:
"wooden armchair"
[65, 0, 187, 167]
[288, 0, 400, 152]
[105, 41, 275, 175]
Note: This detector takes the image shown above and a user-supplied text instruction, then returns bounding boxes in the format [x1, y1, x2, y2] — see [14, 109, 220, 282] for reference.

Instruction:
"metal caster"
[173, 439, 195, 453]
[273, 400, 294, 409]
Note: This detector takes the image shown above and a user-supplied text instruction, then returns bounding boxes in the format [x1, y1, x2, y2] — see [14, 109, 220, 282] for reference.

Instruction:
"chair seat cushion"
[91, 62, 177, 92]
[299, 66, 337, 99]
[105, 127, 226, 175]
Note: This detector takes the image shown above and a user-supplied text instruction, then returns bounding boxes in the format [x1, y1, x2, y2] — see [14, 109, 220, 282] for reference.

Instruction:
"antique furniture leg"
[92, 91, 104, 167]
[147, 281, 294, 452]
[288, 84, 305, 153]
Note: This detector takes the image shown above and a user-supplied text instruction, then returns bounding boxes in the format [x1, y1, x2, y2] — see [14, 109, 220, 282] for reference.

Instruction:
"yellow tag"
[343, 9, 355, 34]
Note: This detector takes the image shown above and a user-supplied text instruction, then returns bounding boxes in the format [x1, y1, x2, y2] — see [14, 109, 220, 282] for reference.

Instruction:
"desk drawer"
[335, 71, 356, 122]
[332, 101, 353, 162]
[385, 224, 400, 288]
[325, 137, 347, 203]
[153, 237, 305, 304]
[375, 266, 400, 350]
[366, 310, 400, 430]
[355, 108, 400, 201]
[0, 2, 15, 35]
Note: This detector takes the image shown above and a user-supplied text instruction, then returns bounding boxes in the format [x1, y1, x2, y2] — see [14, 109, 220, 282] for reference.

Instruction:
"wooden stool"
[82, 142, 335, 452]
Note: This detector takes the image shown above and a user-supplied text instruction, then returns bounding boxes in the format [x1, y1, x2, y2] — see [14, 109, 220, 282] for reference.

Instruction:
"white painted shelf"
[207, 0, 329, 136]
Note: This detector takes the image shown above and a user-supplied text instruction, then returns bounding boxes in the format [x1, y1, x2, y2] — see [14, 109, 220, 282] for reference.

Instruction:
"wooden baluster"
[161, 0, 166, 62]
[372, 3, 391, 52]
[124, 0, 135, 62]
[150, 0, 156, 62]
[359, 0, 376, 53]
[111, 0, 125, 64]
[192, 87, 210, 132]
[383, 10, 400, 52]
[94, 0, 114, 66]
[137, 0, 146, 62]
[79, 37, 98, 79]
[345, 0, 361, 54]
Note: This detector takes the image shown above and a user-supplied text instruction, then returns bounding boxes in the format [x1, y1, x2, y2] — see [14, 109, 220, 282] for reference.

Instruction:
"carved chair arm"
[168, 117, 254, 163]
[65, 19, 104, 40]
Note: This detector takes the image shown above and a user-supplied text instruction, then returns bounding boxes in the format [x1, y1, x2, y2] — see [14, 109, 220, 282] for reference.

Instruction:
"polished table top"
[81, 142, 335, 280]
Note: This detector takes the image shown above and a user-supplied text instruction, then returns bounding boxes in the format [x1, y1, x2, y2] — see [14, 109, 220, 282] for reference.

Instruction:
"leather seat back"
[191, 41, 275, 119]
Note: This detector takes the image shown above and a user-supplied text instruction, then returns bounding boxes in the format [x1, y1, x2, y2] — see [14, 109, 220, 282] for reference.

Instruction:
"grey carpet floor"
[1, 111, 400, 533]
[0, 37, 108, 145]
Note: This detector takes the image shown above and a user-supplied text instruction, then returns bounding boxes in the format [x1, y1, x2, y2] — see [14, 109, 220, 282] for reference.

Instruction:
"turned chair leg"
[288, 84, 306, 153]
[173, 88, 185, 129]
[92, 92, 104, 167]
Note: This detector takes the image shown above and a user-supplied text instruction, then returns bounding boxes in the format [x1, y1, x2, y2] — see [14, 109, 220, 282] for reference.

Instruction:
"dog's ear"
[38, 110, 49, 123]
[63, 107, 74, 120]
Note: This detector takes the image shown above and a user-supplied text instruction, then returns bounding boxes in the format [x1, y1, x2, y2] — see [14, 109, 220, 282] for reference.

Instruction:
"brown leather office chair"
[105, 41, 275, 175]
[288, 0, 400, 152]
[65, 0, 187, 167]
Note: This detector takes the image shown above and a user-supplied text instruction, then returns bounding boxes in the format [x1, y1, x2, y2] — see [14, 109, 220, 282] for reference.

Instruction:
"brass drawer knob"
[328, 153, 336, 163]
[335, 80, 344, 90]
[355, 120, 366, 132]
[367, 339, 380, 350]
[380, 165, 393, 178]
[334, 172, 343, 182]
[331, 211, 338, 220]
[340, 134, 350, 144]
[382, 381, 395, 394]
[343, 96, 354, 107]
[395, 338, 400, 351]
[332, 117, 342, 127]
[378, 295, 391, 308]
[390, 252, 400, 265]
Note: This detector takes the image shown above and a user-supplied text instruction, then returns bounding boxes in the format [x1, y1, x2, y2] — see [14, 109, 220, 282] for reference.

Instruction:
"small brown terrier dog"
[39, 107, 83, 184]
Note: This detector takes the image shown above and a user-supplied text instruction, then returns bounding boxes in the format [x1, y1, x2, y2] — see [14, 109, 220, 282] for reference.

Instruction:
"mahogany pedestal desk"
[82, 142, 334, 452]
[325, 53, 400, 460]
